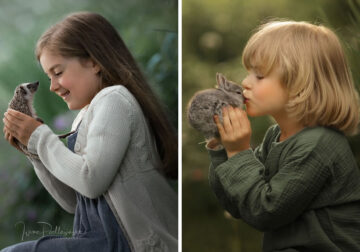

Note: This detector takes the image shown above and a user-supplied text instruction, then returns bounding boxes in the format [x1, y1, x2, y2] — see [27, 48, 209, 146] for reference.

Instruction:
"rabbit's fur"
[187, 73, 244, 139]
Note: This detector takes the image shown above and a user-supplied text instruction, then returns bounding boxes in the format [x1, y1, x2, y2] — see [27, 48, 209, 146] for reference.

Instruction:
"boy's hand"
[206, 137, 222, 150]
[214, 106, 251, 158]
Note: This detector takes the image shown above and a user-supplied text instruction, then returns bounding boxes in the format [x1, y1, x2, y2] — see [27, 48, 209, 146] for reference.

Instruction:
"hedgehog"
[8, 81, 73, 160]
[8, 81, 43, 159]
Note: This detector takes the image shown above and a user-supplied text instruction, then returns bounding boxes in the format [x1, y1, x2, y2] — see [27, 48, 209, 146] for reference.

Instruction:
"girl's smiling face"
[242, 68, 288, 118]
[39, 49, 101, 110]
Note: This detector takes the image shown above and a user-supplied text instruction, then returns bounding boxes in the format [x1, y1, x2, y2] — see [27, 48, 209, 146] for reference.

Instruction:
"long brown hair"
[36, 12, 178, 179]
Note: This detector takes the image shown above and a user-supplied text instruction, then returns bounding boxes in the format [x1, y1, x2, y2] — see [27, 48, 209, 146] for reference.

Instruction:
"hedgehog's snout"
[27, 81, 39, 93]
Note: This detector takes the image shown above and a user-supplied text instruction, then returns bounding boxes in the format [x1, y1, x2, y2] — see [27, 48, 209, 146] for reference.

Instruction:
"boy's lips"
[243, 92, 249, 102]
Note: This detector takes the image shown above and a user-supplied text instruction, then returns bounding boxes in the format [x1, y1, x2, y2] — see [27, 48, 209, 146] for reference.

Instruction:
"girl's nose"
[49, 78, 59, 92]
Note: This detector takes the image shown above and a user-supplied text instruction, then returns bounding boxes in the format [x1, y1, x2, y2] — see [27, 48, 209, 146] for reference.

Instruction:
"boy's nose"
[242, 76, 251, 89]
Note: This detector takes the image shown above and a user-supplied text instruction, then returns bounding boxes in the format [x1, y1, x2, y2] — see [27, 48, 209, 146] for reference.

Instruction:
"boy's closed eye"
[248, 68, 265, 80]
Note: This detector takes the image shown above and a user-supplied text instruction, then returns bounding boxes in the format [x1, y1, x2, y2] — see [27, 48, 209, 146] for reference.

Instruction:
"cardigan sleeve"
[28, 157, 77, 213]
[208, 144, 331, 232]
[27, 91, 132, 199]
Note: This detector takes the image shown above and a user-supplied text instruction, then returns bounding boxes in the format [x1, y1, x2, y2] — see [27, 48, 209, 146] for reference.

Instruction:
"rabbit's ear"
[216, 72, 227, 89]
[217, 73, 232, 91]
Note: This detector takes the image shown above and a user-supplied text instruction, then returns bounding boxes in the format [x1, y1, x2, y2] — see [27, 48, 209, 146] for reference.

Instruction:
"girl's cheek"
[59, 79, 70, 89]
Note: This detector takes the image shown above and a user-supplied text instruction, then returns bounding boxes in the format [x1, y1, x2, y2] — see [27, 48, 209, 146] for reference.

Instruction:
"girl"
[2, 12, 177, 251]
[207, 20, 360, 251]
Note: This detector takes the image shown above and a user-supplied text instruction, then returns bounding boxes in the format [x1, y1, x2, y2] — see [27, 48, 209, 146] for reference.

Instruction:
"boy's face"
[242, 68, 288, 118]
[39, 49, 101, 110]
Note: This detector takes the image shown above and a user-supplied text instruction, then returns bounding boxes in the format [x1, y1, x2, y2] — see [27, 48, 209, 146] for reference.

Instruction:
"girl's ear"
[83, 58, 101, 74]
[93, 63, 101, 75]
[90, 59, 101, 74]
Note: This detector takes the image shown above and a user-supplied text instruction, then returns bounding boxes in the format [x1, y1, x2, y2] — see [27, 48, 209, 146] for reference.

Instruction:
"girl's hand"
[214, 106, 251, 158]
[3, 109, 43, 147]
[3, 129, 23, 152]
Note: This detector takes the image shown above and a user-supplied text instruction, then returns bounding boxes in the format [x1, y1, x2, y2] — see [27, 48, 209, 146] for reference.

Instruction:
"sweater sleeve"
[28, 157, 77, 213]
[27, 91, 132, 199]
[209, 145, 331, 232]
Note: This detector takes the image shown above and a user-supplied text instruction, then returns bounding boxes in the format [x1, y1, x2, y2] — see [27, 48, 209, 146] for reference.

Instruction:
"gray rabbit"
[187, 73, 244, 140]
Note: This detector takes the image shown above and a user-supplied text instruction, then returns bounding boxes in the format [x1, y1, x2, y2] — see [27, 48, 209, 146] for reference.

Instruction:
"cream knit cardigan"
[27, 85, 178, 251]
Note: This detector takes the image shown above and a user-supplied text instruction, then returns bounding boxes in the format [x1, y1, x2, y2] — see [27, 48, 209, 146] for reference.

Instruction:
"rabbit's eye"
[236, 91, 242, 94]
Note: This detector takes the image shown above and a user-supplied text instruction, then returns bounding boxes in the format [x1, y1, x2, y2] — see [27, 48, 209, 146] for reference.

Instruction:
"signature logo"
[15, 221, 76, 241]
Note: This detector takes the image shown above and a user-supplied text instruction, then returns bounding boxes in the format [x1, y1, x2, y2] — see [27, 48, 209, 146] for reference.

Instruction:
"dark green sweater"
[208, 125, 360, 252]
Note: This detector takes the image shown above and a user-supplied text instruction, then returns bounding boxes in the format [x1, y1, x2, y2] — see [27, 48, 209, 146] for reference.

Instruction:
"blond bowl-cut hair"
[242, 20, 360, 135]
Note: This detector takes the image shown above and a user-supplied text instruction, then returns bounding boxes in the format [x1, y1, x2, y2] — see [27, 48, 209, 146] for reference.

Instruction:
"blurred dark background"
[182, 0, 360, 251]
[0, 0, 177, 247]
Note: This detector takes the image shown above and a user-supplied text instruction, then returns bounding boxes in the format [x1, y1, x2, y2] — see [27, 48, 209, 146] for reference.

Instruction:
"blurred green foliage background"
[0, 0, 177, 247]
[182, 0, 360, 251]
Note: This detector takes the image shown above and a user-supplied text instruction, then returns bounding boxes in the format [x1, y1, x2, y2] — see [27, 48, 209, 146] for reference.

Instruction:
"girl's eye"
[256, 75, 264, 80]
[55, 72, 62, 76]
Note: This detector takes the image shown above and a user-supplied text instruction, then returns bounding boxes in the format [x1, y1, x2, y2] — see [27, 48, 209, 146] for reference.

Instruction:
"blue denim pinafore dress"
[1, 125, 131, 252]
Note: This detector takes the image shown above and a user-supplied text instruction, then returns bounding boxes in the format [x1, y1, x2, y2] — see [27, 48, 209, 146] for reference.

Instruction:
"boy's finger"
[229, 106, 241, 130]
[241, 109, 251, 128]
[233, 107, 243, 128]
[222, 106, 232, 133]
[214, 115, 226, 138]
